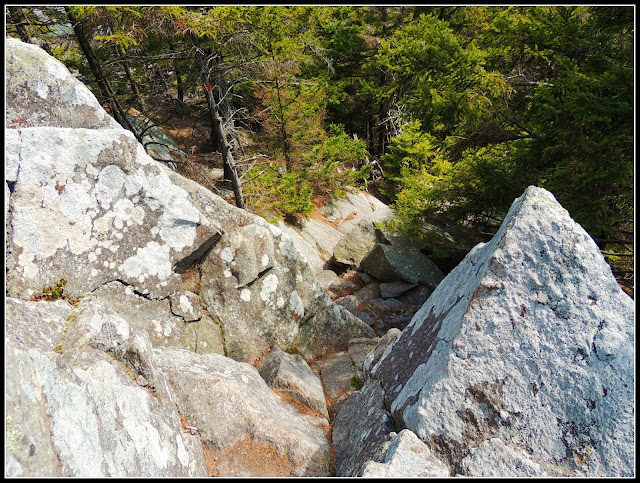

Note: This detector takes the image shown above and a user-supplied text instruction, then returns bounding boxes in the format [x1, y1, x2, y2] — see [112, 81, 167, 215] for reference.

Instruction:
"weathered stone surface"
[362, 328, 402, 380]
[323, 187, 395, 236]
[6, 37, 120, 130]
[347, 337, 379, 377]
[161, 163, 369, 364]
[296, 217, 344, 262]
[326, 190, 396, 268]
[5, 297, 209, 478]
[360, 242, 445, 288]
[331, 218, 378, 267]
[275, 219, 326, 275]
[332, 379, 396, 477]
[199, 221, 321, 363]
[153, 347, 331, 476]
[379, 280, 418, 299]
[369, 186, 635, 477]
[183, 314, 225, 356]
[5, 125, 219, 300]
[91, 281, 187, 349]
[169, 290, 203, 322]
[258, 347, 329, 419]
[293, 302, 376, 361]
[361, 429, 450, 478]
[457, 437, 550, 477]
[126, 108, 187, 170]
[313, 351, 356, 403]
[316, 269, 339, 290]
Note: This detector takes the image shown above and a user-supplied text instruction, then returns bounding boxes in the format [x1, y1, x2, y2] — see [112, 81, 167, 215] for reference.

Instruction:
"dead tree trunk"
[196, 49, 245, 209]
[65, 8, 137, 137]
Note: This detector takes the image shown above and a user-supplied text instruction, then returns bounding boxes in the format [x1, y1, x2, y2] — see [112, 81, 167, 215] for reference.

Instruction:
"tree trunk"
[7, 7, 31, 44]
[195, 49, 245, 210]
[208, 91, 245, 209]
[117, 46, 145, 112]
[66, 8, 137, 137]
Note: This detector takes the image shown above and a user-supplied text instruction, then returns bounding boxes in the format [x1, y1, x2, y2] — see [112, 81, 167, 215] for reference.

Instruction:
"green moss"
[54, 309, 77, 354]
[350, 374, 364, 390]
[42, 277, 67, 300]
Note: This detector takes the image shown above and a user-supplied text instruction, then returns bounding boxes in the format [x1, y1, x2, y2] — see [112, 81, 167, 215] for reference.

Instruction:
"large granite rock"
[5, 297, 208, 477]
[359, 242, 445, 288]
[152, 347, 331, 477]
[258, 347, 329, 419]
[339, 186, 635, 477]
[361, 429, 450, 478]
[5, 37, 120, 130]
[332, 379, 396, 476]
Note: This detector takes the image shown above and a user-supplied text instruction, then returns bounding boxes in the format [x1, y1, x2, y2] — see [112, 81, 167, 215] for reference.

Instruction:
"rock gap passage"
[5, 37, 634, 478]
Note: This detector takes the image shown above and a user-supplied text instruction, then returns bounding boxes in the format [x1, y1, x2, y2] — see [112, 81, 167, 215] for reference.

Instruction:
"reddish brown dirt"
[202, 437, 292, 477]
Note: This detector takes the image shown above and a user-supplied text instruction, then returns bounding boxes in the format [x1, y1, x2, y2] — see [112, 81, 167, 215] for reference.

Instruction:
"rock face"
[4, 38, 376, 477]
[5, 37, 121, 130]
[5, 297, 209, 477]
[258, 348, 329, 419]
[334, 185, 635, 477]
[152, 348, 330, 477]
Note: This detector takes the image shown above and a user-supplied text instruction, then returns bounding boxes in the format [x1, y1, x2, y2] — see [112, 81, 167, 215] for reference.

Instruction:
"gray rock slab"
[91, 281, 187, 349]
[5, 126, 218, 300]
[297, 217, 344, 261]
[313, 351, 356, 401]
[371, 186, 635, 477]
[332, 379, 396, 477]
[360, 242, 445, 288]
[275, 219, 326, 275]
[458, 437, 550, 477]
[322, 188, 395, 235]
[258, 347, 329, 419]
[153, 347, 330, 476]
[316, 269, 338, 291]
[361, 429, 450, 478]
[6, 37, 120, 130]
[293, 303, 376, 361]
[169, 290, 203, 322]
[362, 328, 402, 380]
[380, 280, 418, 299]
[5, 298, 208, 477]
[347, 338, 380, 375]
[183, 314, 225, 355]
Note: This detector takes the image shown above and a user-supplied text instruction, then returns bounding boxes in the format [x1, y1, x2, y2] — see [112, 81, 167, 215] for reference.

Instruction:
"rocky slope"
[5, 37, 373, 477]
[5, 37, 634, 478]
[333, 186, 635, 477]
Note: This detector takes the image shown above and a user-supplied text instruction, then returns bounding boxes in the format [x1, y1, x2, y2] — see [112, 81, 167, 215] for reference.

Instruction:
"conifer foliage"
[7, 5, 633, 289]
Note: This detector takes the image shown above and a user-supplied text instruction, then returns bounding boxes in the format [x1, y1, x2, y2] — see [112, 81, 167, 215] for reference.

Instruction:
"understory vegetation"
[7, 5, 634, 292]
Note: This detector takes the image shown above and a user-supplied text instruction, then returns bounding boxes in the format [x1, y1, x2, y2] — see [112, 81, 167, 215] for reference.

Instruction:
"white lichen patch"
[17, 249, 39, 279]
[94, 165, 125, 209]
[221, 247, 235, 264]
[157, 212, 197, 251]
[132, 205, 145, 225]
[260, 273, 279, 302]
[261, 254, 270, 267]
[120, 241, 172, 281]
[240, 289, 251, 302]
[179, 294, 193, 314]
[35, 80, 48, 99]
[289, 290, 305, 318]
[279, 238, 298, 261]
[112, 198, 135, 224]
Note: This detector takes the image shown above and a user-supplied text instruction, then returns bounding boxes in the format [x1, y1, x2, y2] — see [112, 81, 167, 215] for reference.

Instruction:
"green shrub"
[350, 374, 364, 390]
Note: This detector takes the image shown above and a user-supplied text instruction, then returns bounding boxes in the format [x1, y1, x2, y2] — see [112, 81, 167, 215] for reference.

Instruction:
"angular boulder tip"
[360, 185, 634, 477]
